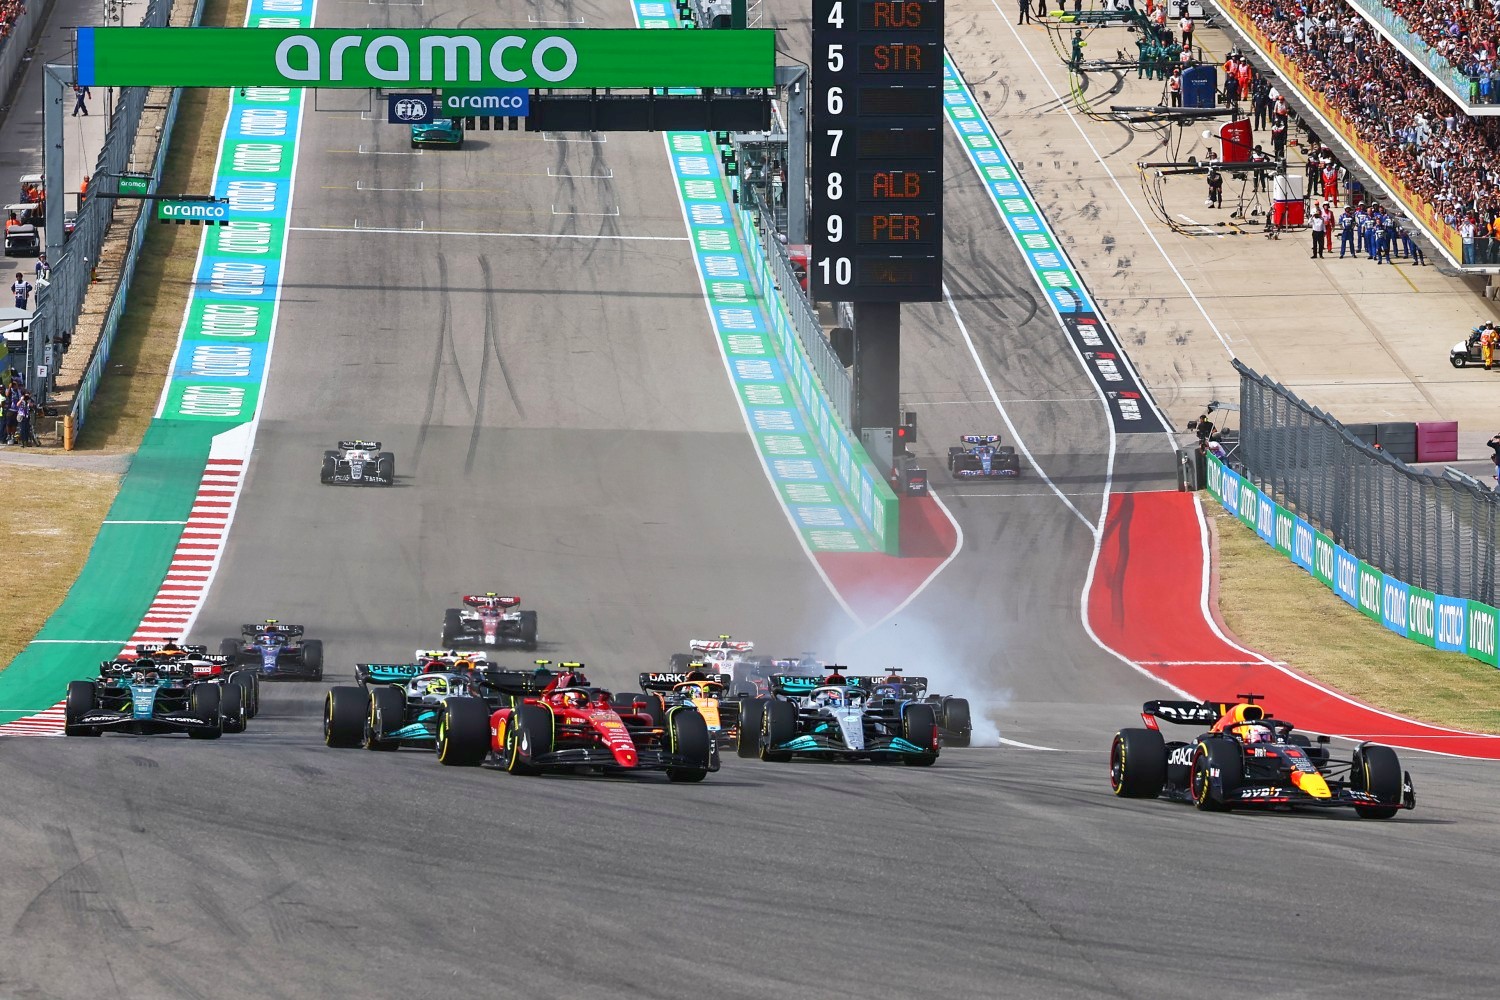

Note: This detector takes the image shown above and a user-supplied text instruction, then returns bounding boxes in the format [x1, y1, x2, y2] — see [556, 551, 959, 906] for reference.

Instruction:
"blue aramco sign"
[387, 93, 438, 124]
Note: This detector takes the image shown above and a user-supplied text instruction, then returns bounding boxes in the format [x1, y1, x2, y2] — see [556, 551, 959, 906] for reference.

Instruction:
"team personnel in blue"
[1338, 206, 1356, 258]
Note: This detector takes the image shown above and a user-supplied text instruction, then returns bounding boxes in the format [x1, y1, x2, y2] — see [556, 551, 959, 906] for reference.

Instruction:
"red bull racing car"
[1109, 694, 1415, 818]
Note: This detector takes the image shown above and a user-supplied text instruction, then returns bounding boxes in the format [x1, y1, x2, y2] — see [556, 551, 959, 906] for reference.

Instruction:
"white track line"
[942, 281, 1096, 535]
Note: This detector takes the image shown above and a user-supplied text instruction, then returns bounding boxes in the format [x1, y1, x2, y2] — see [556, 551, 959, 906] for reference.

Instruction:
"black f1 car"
[320, 441, 394, 485]
[1109, 695, 1416, 818]
[948, 435, 1021, 478]
[220, 621, 324, 681]
[64, 658, 243, 739]
[854, 672, 972, 747]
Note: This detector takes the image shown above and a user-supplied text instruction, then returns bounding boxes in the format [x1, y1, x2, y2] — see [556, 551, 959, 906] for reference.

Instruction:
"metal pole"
[776, 65, 808, 245]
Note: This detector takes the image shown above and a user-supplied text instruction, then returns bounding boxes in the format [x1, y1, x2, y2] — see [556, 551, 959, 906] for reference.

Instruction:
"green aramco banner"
[75, 28, 776, 88]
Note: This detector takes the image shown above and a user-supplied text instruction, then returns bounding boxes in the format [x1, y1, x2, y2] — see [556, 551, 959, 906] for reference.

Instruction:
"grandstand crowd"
[1227, 0, 1500, 263]
[0, 0, 24, 40]
[1385, 0, 1500, 100]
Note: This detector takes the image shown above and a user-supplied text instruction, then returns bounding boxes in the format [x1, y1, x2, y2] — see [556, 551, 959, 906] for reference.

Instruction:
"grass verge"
[0, 468, 120, 667]
[1212, 509, 1500, 733]
[0, 0, 244, 672]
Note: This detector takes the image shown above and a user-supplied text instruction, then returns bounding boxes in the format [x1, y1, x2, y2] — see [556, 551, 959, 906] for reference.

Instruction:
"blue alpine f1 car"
[948, 434, 1021, 478]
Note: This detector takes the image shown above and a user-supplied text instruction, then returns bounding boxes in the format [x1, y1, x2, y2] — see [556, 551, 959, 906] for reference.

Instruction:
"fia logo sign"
[387, 94, 436, 125]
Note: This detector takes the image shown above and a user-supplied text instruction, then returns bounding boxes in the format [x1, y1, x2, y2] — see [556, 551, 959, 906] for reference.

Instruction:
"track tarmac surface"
[3, 1, 1499, 996]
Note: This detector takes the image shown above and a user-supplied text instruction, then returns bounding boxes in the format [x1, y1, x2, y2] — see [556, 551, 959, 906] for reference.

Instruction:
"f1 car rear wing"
[847, 675, 930, 693]
[99, 659, 193, 679]
[241, 622, 304, 638]
[414, 649, 492, 664]
[134, 642, 210, 656]
[357, 663, 424, 685]
[689, 638, 754, 654]
[1141, 700, 1223, 727]
[769, 673, 865, 697]
[463, 594, 520, 608]
[476, 669, 551, 698]
[960, 434, 1001, 444]
[337, 440, 381, 450]
[639, 671, 733, 691]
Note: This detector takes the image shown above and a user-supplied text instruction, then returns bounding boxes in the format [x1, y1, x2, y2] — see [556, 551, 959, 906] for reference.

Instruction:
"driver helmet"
[561, 690, 588, 708]
[684, 683, 706, 698]
[1241, 723, 1273, 744]
[422, 677, 449, 696]
[132, 671, 146, 683]
[818, 688, 843, 706]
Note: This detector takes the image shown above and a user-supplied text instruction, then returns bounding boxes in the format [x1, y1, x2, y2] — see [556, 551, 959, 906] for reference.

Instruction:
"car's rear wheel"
[320, 452, 337, 483]
[1110, 728, 1167, 798]
[940, 697, 972, 747]
[365, 686, 405, 751]
[64, 680, 99, 736]
[219, 638, 241, 660]
[301, 639, 324, 681]
[505, 704, 553, 775]
[324, 686, 367, 748]
[442, 609, 464, 648]
[737, 698, 766, 759]
[669, 652, 695, 672]
[759, 698, 796, 762]
[1352, 744, 1403, 819]
[436, 697, 491, 766]
[518, 610, 538, 651]
[229, 670, 258, 719]
[1190, 739, 1240, 811]
[901, 703, 939, 766]
[666, 707, 711, 782]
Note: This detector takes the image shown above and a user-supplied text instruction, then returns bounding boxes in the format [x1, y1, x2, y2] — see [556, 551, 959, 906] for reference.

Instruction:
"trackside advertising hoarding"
[75, 27, 775, 88]
[1204, 453, 1494, 665]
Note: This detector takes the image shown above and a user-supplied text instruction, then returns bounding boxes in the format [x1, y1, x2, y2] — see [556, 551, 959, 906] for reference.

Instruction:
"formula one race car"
[631, 668, 741, 748]
[219, 621, 324, 682]
[411, 118, 463, 149]
[948, 434, 1021, 478]
[856, 671, 972, 747]
[442, 594, 538, 651]
[738, 668, 940, 765]
[323, 650, 528, 753]
[64, 657, 242, 739]
[667, 636, 755, 679]
[320, 441, 394, 486]
[488, 665, 717, 781]
[1109, 694, 1416, 818]
[135, 640, 258, 725]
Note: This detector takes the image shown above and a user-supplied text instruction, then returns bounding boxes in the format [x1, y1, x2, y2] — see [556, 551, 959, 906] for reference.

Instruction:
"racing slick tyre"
[324, 686, 368, 748]
[504, 704, 553, 775]
[441, 609, 464, 648]
[669, 652, 695, 672]
[320, 452, 337, 484]
[1109, 727, 1167, 798]
[737, 698, 767, 759]
[301, 639, 324, 681]
[219, 638, 243, 662]
[188, 685, 223, 740]
[377, 452, 395, 484]
[64, 680, 100, 736]
[1190, 738, 1241, 811]
[939, 697, 972, 747]
[759, 698, 796, 762]
[1352, 744, 1404, 819]
[947, 447, 963, 474]
[665, 707, 712, 783]
[220, 682, 247, 734]
[365, 686, 406, 751]
[436, 696, 491, 767]
[229, 670, 258, 719]
[641, 694, 666, 729]
[900, 704, 940, 766]
[518, 610, 539, 651]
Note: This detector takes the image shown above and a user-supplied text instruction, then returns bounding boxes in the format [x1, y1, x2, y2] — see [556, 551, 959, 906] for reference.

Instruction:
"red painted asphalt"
[815, 496, 958, 627]
[1089, 490, 1500, 759]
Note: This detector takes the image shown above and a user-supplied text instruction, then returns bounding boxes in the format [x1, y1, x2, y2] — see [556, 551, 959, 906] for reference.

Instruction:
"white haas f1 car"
[948, 435, 1020, 478]
[442, 594, 539, 650]
[669, 636, 754, 680]
[321, 440, 395, 486]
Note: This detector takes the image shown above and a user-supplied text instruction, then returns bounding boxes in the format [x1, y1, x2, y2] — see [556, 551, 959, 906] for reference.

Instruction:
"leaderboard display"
[810, 0, 944, 302]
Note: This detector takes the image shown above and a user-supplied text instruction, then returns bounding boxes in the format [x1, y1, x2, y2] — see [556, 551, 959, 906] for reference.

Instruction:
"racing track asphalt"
[3, 2, 1500, 997]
